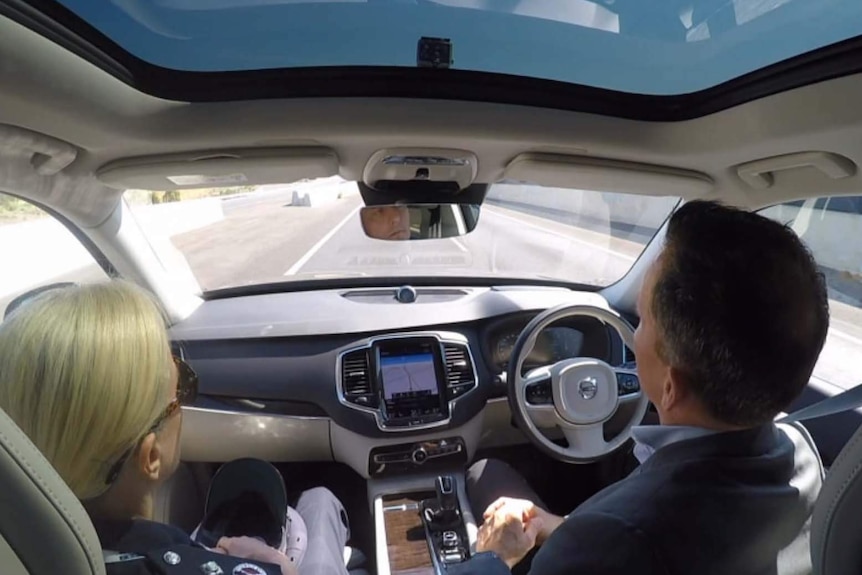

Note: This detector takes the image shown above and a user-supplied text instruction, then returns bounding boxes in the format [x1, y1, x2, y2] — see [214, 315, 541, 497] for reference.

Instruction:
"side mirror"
[360, 204, 480, 241]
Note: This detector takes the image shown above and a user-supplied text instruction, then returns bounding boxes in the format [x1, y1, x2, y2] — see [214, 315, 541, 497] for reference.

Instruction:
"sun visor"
[502, 153, 713, 197]
[96, 147, 339, 190]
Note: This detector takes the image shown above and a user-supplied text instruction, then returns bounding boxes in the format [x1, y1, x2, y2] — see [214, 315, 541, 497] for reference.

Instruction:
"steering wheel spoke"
[559, 421, 608, 459]
[618, 390, 643, 406]
[524, 403, 558, 428]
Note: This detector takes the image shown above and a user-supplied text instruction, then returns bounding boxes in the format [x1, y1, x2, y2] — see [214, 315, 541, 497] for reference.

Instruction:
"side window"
[759, 197, 862, 391]
[0, 192, 109, 319]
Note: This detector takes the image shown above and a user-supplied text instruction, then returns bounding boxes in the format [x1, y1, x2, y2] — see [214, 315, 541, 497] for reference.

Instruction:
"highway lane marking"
[483, 205, 638, 262]
[283, 206, 361, 276]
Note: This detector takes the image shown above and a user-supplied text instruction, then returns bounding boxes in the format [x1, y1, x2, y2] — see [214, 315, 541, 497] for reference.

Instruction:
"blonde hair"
[0, 280, 174, 500]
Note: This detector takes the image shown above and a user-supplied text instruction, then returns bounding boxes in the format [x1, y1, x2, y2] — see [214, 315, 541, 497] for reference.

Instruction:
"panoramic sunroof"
[50, 0, 862, 95]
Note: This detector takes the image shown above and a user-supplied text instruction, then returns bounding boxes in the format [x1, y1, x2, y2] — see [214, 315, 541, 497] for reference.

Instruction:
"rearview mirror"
[360, 204, 480, 241]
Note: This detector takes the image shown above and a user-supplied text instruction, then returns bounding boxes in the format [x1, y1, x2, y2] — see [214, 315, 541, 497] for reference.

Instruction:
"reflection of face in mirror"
[360, 206, 411, 240]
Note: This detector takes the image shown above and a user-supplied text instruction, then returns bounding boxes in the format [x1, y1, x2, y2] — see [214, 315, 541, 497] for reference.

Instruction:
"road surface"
[2, 183, 862, 393]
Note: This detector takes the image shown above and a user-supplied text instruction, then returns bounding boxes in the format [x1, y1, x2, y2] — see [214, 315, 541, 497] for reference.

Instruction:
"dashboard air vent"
[443, 343, 476, 393]
[342, 350, 371, 396]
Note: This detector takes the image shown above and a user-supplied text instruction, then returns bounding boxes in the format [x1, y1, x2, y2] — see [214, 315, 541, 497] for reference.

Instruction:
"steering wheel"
[507, 304, 648, 464]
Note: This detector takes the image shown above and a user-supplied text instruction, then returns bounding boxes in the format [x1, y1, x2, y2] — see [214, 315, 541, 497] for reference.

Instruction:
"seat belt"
[777, 382, 862, 423]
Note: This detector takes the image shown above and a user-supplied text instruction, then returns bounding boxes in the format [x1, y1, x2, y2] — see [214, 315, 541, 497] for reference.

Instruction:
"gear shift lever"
[425, 474, 459, 527]
[424, 475, 467, 564]
[436, 475, 457, 514]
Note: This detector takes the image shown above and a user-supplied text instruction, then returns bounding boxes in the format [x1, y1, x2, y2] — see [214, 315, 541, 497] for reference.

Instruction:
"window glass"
[55, 0, 862, 95]
[0, 192, 109, 319]
[760, 197, 862, 391]
[125, 179, 679, 292]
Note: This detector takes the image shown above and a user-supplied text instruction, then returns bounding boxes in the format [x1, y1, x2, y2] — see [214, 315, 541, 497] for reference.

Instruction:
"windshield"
[125, 179, 678, 292]
[51, 0, 862, 94]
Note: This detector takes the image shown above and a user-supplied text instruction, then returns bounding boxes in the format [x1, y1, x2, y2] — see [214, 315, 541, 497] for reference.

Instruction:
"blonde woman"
[0, 281, 351, 575]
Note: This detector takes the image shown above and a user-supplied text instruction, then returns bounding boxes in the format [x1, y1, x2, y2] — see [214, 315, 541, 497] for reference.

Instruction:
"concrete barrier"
[292, 180, 359, 207]
[0, 197, 224, 297]
[130, 197, 224, 237]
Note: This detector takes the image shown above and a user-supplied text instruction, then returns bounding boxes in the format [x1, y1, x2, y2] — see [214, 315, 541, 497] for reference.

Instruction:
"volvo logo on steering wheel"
[578, 377, 599, 400]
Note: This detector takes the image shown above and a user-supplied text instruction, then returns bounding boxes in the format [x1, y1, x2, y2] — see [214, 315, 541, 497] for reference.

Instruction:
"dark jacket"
[456, 423, 821, 575]
[95, 518, 281, 575]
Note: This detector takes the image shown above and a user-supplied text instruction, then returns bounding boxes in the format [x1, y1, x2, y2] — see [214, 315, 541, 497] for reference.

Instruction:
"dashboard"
[482, 314, 612, 374]
[171, 285, 630, 475]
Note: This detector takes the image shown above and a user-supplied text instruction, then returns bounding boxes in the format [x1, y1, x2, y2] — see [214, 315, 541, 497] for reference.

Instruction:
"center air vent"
[443, 342, 476, 400]
[341, 349, 374, 407]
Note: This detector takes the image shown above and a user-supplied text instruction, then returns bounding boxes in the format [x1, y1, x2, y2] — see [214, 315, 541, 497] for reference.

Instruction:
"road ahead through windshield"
[168, 185, 645, 290]
[2, 184, 861, 397]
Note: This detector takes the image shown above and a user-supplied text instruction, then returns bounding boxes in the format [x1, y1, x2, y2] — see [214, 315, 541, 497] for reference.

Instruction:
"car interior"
[3, 1, 862, 574]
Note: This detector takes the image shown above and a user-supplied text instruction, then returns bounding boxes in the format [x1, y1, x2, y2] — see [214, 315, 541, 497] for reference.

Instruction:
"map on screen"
[381, 353, 437, 400]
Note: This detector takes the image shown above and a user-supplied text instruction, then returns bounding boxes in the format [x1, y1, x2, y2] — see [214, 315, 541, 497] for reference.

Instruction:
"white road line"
[450, 237, 468, 253]
[484, 205, 637, 262]
[283, 206, 360, 276]
[828, 326, 862, 348]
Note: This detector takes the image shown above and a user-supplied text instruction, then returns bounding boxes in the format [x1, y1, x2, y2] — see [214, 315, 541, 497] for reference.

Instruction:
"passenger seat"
[811, 422, 862, 575]
[0, 405, 104, 574]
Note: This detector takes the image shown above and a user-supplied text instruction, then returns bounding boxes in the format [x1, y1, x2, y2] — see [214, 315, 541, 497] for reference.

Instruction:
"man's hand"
[477, 499, 544, 569]
[484, 498, 565, 547]
[216, 537, 298, 575]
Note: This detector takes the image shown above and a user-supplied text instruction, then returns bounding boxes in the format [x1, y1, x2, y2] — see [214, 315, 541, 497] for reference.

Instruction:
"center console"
[372, 473, 477, 575]
[421, 476, 471, 565]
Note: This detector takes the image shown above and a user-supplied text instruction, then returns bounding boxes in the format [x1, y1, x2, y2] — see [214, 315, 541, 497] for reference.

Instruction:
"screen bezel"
[371, 336, 449, 425]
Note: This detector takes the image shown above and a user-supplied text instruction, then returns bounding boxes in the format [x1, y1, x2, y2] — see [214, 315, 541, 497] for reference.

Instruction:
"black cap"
[198, 458, 287, 548]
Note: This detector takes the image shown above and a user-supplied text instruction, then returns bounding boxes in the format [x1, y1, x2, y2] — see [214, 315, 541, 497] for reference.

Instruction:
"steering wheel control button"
[526, 380, 552, 404]
[616, 373, 640, 395]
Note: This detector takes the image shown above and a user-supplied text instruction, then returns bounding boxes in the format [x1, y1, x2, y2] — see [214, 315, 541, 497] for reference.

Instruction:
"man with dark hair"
[455, 200, 828, 575]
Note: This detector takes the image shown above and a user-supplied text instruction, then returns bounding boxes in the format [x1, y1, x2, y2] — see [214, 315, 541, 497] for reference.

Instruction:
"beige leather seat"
[0, 406, 105, 574]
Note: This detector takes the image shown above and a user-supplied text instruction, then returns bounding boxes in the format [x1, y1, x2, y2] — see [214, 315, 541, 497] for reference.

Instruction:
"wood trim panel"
[383, 493, 435, 575]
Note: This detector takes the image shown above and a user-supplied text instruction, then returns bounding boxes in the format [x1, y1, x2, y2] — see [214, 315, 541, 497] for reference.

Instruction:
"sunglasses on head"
[103, 355, 199, 486]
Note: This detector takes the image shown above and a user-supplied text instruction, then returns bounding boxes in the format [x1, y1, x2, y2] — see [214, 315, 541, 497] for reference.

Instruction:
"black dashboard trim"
[193, 395, 328, 418]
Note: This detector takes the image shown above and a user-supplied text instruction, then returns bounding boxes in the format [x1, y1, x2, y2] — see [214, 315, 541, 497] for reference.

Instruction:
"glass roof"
[54, 0, 862, 95]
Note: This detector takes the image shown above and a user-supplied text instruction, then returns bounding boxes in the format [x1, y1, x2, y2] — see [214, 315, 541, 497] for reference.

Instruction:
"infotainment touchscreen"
[380, 352, 437, 400]
[377, 340, 446, 423]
